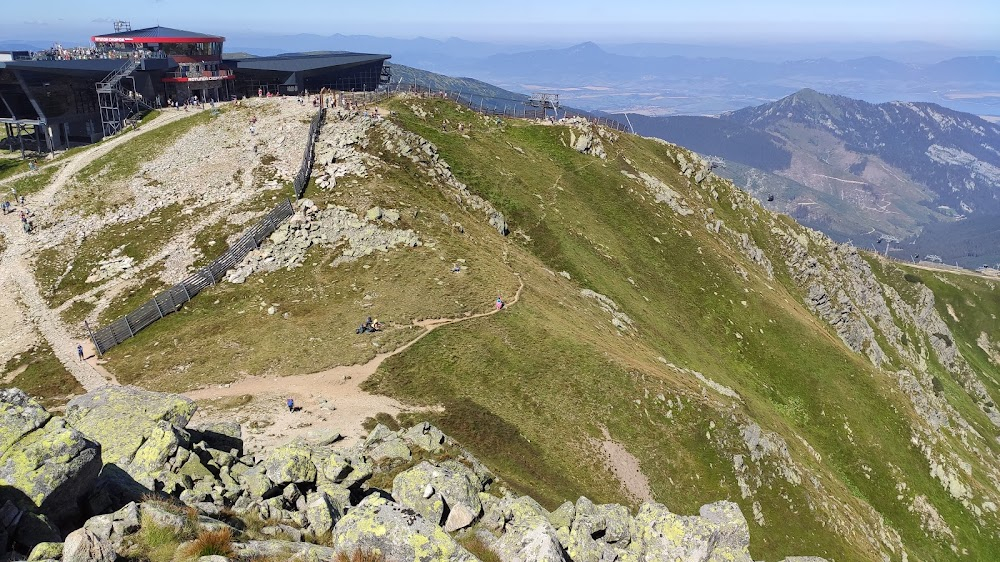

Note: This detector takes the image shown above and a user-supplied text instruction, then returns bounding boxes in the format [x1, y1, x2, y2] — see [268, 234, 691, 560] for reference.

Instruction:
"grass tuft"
[180, 527, 234, 558]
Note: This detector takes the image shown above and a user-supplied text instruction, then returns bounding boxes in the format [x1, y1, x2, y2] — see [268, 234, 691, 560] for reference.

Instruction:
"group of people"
[3, 189, 34, 233]
[356, 316, 384, 334]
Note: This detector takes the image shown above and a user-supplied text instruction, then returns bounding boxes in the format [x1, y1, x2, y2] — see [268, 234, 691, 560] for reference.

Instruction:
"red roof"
[92, 26, 224, 44]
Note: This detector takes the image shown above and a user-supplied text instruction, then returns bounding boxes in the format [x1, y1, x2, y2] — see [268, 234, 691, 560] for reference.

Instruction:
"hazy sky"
[2, 0, 998, 45]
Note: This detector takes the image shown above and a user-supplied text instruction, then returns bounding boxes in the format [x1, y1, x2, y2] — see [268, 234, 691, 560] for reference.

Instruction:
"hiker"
[77, 344, 84, 361]
[286, 398, 294, 412]
[356, 316, 374, 334]
[372, 318, 383, 331]
[495, 296, 504, 310]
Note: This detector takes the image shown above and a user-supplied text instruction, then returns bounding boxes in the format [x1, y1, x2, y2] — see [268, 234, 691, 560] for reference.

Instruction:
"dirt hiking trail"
[186, 276, 525, 453]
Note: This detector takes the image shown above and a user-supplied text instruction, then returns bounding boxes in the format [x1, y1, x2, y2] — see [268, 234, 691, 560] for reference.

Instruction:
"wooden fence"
[88, 198, 294, 355]
[293, 107, 325, 198]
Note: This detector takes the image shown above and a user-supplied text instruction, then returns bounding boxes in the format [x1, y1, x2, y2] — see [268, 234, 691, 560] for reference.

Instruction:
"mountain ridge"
[623, 88, 1000, 265]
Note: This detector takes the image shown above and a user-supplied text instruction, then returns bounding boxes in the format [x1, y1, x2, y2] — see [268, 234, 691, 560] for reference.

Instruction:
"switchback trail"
[185, 275, 525, 451]
[0, 109, 203, 391]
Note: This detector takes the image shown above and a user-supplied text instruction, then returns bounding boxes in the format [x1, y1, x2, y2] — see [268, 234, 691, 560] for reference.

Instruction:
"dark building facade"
[1, 25, 389, 153]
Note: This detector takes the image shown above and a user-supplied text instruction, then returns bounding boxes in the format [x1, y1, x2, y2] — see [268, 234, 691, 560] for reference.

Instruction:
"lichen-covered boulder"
[547, 501, 575, 529]
[368, 437, 412, 463]
[305, 492, 338, 535]
[0, 389, 100, 525]
[263, 443, 317, 486]
[483, 495, 565, 562]
[64, 386, 196, 487]
[564, 497, 632, 562]
[321, 451, 371, 489]
[402, 422, 445, 452]
[391, 460, 483, 531]
[332, 494, 477, 561]
[626, 500, 752, 562]
[362, 424, 413, 463]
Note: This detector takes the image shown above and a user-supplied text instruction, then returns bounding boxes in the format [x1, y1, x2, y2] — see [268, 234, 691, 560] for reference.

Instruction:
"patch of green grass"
[0, 157, 28, 181]
[1, 342, 83, 408]
[34, 202, 196, 308]
[457, 534, 501, 562]
[98, 265, 170, 326]
[129, 512, 182, 562]
[60, 299, 97, 329]
[4, 165, 58, 198]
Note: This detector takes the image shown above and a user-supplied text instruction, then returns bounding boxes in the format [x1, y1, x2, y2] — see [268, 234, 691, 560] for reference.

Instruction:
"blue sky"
[2, 0, 998, 45]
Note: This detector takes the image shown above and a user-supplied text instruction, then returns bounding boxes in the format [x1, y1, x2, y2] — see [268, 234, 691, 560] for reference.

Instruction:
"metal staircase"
[96, 59, 153, 137]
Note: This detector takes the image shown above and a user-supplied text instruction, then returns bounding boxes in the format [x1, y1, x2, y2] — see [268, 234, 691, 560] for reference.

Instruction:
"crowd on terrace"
[30, 44, 164, 61]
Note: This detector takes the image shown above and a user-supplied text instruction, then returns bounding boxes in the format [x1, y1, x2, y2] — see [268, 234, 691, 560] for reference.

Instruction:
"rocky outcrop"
[226, 199, 420, 283]
[0, 389, 100, 525]
[0, 387, 828, 561]
[332, 494, 478, 561]
[65, 386, 197, 490]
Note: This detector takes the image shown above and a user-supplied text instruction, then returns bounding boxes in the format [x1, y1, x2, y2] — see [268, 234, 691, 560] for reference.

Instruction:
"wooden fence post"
[84, 320, 102, 357]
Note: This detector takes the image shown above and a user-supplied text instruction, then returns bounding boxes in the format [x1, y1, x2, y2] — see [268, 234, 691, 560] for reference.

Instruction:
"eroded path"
[0, 115, 196, 388]
[186, 276, 525, 453]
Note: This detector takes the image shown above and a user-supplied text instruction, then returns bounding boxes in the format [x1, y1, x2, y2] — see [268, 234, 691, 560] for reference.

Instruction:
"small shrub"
[931, 376, 945, 395]
[181, 527, 235, 558]
[903, 273, 923, 284]
[334, 548, 386, 562]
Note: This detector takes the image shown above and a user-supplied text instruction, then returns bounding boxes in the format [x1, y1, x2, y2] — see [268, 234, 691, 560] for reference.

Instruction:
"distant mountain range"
[617, 89, 1000, 266]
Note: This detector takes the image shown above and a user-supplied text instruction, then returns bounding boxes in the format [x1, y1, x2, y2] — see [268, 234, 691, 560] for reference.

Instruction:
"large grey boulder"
[402, 422, 445, 452]
[263, 443, 317, 486]
[62, 528, 116, 562]
[304, 492, 338, 535]
[332, 494, 477, 561]
[483, 495, 565, 562]
[82, 502, 140, 547]
[64, 386, 196, 488]
[391, 460, 483, 531]
[626, 500, 752, 562]
[0, 389, 100, 525]
[13, 512, 60, 553]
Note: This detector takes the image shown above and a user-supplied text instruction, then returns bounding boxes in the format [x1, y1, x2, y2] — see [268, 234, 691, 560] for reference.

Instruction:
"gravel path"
[0, 109, 199, 390]
[185, 276, 524, 452]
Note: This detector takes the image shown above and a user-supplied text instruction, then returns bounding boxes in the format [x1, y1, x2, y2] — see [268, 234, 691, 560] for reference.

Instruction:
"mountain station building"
[0, 23, 390, 153]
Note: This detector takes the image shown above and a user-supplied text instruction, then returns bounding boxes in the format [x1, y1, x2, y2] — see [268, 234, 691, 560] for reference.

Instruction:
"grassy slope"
[362, 99, 998, 561]
[91, 97, 1000, 560]
[1, 342, 83, 408]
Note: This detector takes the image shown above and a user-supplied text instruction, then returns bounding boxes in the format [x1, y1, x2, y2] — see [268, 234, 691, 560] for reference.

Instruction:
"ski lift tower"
[527, 92, 560, 119]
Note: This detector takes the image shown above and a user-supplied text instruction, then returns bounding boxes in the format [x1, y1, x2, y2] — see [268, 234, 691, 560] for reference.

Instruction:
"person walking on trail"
[77, 344, 84, 361]
[286, 398, 295, 413]
[495, 296, 504, 310]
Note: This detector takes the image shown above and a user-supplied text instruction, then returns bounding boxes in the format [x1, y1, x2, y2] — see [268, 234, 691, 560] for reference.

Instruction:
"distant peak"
[567, 41, 605, 54]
